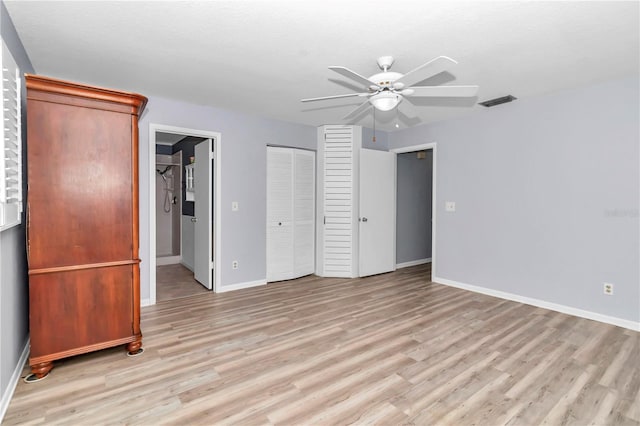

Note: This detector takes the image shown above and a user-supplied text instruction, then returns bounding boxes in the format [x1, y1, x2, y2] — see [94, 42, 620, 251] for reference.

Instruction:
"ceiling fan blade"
[342, 100, 371, 120]
[404, 85, 479, 98]
[395, 56, 458, 88]
[329, 66, 379, 89]
[398, 98, 418, 119]
[301, 92, 369, 102]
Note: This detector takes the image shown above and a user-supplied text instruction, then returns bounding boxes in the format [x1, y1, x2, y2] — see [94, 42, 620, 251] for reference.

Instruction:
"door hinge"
[210, 152, 215, 160]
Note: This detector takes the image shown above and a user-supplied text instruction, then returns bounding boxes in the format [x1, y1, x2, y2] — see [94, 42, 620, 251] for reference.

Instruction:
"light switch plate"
[445, 201, 456, 212]
[232, 201, 239, 211]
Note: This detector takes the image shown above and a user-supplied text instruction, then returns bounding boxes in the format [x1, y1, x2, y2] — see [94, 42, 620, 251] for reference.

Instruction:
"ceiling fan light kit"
[302, 55, 479, 122]
[369, 92, 401, 111]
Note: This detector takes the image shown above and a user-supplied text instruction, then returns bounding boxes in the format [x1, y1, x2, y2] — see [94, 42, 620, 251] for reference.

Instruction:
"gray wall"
[138, 96, 317, 299]
[362, 126, 389, 151]
[396, 151, 432, 264]
[0, 0, 34, 413]
[389, 76, 639, 325]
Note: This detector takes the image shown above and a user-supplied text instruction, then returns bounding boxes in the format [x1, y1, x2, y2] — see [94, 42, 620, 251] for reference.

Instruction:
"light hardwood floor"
[4, 264, 639, 425]
[157, 264, 210, 302]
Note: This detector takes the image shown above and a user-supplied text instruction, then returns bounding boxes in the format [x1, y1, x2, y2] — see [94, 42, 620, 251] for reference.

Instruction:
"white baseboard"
[216, 279, 267, 293]
[433, 276, 640, 332]
[0, 338, 29, 423]
[140, 298, 152, 307]
[180, 261, 194, 273]
[396, 258, 432, 269]
[156, 255, 181, 266]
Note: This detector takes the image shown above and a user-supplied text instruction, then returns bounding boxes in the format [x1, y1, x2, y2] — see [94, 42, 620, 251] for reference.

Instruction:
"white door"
[266, 147, 294, 281]
[319, 125, 360, 278]
[359, 148, 396, 277]
[293, 149, 315, 276]
[194, 140, 213, 289]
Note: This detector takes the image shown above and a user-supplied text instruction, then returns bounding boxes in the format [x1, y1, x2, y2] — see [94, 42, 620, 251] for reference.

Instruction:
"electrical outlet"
[232, 260, 239, 270]
[603, 282, 613, 295]
[445, 201, 456, 212]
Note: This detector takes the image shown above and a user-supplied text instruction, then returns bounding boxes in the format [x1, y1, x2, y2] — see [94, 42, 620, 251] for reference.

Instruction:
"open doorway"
[391, 143, 437, 281]
[149, 125, 221, 305]
[155, 133, 208, 301]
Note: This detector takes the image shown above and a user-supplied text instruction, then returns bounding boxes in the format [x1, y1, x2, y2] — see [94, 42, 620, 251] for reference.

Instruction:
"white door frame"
[390, 142, 437, 279]
[149, 124, 222, 304]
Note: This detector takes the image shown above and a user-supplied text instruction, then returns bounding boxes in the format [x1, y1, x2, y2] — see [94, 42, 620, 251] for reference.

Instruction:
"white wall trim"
[390, 142, 437, 154]
[391, 142, 437, 279]
[0, 338, 29, 423]
[396, 258, 432, 269]
[148, 124, 222, 305]
[156, 255, 181, 266]
[216, 279, 267, 293]
[433, 276, 640, 332]
[140, 298, 152, 307]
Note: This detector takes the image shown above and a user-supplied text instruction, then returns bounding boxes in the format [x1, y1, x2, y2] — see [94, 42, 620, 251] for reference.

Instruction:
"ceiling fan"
[301, 56, 479, 120]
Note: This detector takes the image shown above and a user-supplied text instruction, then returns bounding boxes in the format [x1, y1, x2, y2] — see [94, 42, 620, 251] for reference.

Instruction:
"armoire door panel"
[27, 100, 133, 268]
[29, 266, 134, 358]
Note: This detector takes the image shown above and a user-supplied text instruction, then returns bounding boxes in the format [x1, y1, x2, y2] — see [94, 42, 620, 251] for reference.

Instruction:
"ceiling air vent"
[479, 95, 517, 107]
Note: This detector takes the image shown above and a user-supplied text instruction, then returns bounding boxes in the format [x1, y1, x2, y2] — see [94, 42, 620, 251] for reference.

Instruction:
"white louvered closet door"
[318, 125, 360, 278]
[293, 149, 315, 276]
[267, 147, 315, 282]
[267, 147, 294, 281]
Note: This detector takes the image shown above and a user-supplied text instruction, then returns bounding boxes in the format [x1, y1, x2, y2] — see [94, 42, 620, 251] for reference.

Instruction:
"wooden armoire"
[25, 75, 147, 378]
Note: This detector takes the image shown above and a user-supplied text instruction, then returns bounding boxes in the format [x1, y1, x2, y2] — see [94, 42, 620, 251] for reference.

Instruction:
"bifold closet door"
[267, 147, 294, 281]
[293, 149, 315, 276]
[267, 147, 315, 282]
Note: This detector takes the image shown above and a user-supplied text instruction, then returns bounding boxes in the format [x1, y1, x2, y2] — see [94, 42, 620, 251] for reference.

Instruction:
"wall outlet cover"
[445, 201, 456, 212]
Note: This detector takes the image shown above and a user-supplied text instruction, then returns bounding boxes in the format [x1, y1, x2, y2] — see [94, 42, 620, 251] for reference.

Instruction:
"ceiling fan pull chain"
[373, 107, 376, 142]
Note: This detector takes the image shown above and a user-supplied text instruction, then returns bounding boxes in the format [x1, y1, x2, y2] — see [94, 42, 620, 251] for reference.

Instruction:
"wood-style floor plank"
[4, 264, 639, 425]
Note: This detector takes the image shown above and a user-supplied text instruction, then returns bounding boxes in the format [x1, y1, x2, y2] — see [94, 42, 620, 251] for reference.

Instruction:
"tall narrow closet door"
[321, 126, 358, 278]
[293, 150, 315, 276]
[266, 147, 294, 281]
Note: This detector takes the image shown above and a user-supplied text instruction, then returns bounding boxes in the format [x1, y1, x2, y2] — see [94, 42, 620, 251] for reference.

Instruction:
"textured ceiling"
[5, 1, 639, 131]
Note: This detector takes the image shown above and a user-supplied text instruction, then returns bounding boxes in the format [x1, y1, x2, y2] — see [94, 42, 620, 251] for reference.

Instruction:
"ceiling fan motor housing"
[369, 71, 403, 88]
[376, 56, 395, 71]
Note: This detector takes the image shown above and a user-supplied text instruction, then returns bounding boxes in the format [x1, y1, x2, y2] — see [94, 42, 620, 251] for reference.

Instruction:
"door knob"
[278, 222, 282, 226]
[191, 217, 197, 222]
[361, 217, 368, 222]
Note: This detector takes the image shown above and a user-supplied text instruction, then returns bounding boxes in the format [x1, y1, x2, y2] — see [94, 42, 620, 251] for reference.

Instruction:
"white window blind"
[0, 40, 22, 231]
